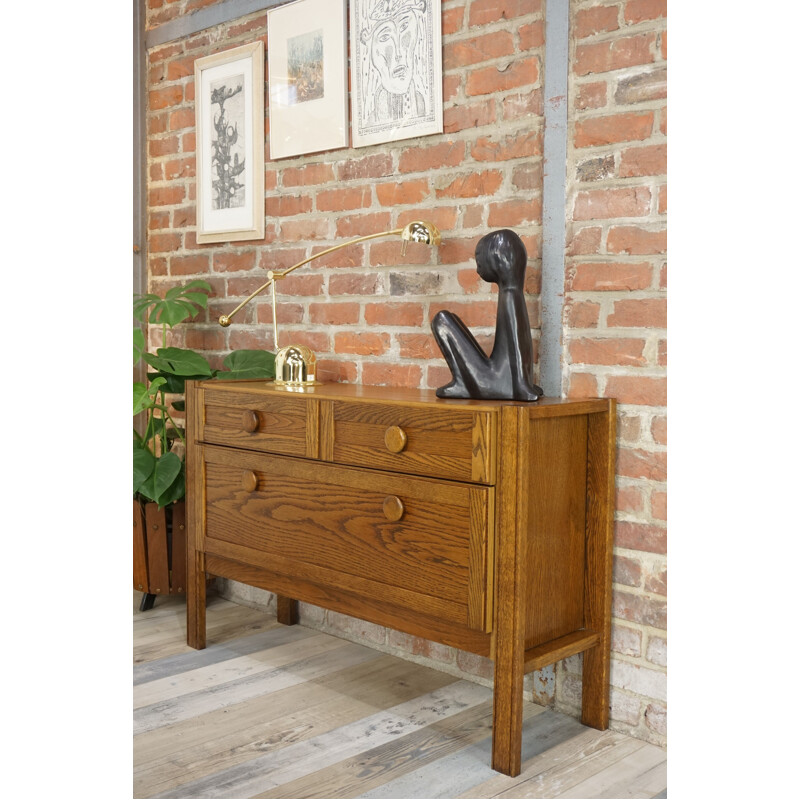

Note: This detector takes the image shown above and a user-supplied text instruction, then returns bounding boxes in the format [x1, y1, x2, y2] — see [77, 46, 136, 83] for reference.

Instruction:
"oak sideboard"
[185, 379, 615, 776]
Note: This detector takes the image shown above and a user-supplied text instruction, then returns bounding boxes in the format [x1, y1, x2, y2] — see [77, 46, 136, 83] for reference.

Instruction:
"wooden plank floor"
[134, 593, 666, 799]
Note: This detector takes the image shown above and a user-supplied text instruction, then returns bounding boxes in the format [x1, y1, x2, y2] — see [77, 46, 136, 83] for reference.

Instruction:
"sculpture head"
[474, 229, 528, 289]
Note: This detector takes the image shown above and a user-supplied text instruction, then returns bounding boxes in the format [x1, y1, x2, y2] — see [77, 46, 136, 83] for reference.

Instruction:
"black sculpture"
[432, 229, 543, 401]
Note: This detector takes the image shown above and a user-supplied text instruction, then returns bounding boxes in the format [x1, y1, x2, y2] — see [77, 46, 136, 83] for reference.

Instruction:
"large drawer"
[200, 388, 314, 458]
[201, 445, 494, 632]
[327, 400, 495, 484]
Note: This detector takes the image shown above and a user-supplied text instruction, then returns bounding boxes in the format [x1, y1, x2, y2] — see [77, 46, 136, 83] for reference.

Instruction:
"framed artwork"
[194, 41, 265, 244]
[350, 0, 443, 149]
[267, 0, 349, 159]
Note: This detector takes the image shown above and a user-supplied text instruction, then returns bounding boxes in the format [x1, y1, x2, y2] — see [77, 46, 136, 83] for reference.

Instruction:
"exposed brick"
[613, 588, 667, 628]
[615, 67, 667, 104]
[488, 198, 542, 227]
[280, 217, 329, 241]
[612, 625, 642, 657]
[334, 331, 390, 356]
[575, 33, 657, 76]
[574, 186, 651, 220]
[519, 21, 545, 50]
[265, 195, 313, 217]
[625, 0, 667, 24]
[435, 170, 503, 199]
[398, 333, 439, 360]
[444, 30, 515, 69]
[376, 179, 431, 207]
[429, 300, 498, 328]
[567, 372, 599, 398]
[469, 0, 539, 27]
[614, 554, 643, 587]
[617, 484, 645, 514]
[444, 99, 497, 133]
[575, 112, 654, 147]
[571, 261, 652, 291]
[651, 415, 667, 445]
[365, 302, 425, 327]
[575, 5, 620, 39]
[651, 490, 667, 521]
[309, 302, 360, 326]
[281, 163, 335, 187]
[608, 298, 667, 328]
[316, 186, 371, 212]
[576, 154, 616, 182]
[607, 225, 666, 254]
[606, 375, 666, 405]
[149, 84, 183, 110]
[466, 57, 540, 96]
[148, 232, 182, 253]
[570, 338, 647, 367]
[170, 253, 209, 276]
[567, 226, 603, 256]
[619, 144, 667, 177]
[565, 299, 601, 328]
[361, 363, 424, 389]
[337, 154, 394, 181]
[398, 141, 466, 174]
[576, 81, 608, 110]
[471, 130, 542, 162]
[329, 272, 382, 296]
[336, 212, 393, 238]
[618, 447, 667, 482]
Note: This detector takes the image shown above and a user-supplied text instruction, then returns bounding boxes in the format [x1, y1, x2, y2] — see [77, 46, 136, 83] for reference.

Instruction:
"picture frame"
[194, 41, 265, 244]
[267, 0, 349, 160]
[350, 0, 443, 149]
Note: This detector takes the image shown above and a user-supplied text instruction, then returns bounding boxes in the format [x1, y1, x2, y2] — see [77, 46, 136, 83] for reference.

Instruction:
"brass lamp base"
[274, 344, 320, 390]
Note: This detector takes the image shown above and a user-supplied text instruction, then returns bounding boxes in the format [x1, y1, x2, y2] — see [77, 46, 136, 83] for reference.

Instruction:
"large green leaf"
[133, 445, 156, 496]
[144, 348, 214, 378]
[136, 452, 183, 507]
[217, 349, 276, 380]
[133, 281, 213, 330]
[153, 451, 182, 505]
[133, 377, 166, 415]
[156, 463, 186, 507]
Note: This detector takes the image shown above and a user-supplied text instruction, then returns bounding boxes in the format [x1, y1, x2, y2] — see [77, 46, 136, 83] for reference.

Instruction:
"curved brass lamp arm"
[217, 221, 441, 344]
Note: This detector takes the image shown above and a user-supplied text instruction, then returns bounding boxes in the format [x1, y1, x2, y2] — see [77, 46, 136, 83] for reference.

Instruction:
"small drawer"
[200, 388, 314, 458]
[202, 445, 494, 632]
[327, 401, 495, 484]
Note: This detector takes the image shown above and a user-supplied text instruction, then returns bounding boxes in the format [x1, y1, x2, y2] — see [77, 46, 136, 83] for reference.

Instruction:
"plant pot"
[133, 498, 186, 611]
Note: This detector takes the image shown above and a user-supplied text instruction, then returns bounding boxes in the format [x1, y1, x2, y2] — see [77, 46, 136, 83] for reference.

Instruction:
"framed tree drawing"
[267, 0, 348, 159]
[350, 0, 443, 149]
[194, 41, 265, 244]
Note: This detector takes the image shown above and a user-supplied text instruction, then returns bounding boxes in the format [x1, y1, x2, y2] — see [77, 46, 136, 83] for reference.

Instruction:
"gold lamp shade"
[217, 220, 442, 389]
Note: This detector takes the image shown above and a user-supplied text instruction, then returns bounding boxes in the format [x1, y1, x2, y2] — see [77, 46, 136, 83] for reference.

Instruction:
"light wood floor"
[134, 592, 667, 799]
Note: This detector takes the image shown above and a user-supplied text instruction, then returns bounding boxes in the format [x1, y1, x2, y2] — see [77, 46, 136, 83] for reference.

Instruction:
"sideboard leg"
[491, 406, 527, 777]
[187, 551, 207, 650]
[276, 595, 298, 625]
[581, 403, 616, 730]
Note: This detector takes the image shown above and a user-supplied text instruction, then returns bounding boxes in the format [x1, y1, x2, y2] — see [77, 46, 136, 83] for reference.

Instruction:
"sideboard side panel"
[524, 413, 588, 649]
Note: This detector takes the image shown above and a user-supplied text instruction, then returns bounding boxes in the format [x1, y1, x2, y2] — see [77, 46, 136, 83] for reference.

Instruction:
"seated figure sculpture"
[432, 229, 543, 401]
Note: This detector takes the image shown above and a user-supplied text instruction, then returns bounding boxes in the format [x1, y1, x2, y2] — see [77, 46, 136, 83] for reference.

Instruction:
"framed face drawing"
[194, 41, 265, 244]
[350, 0, 443, 149]
[267, 0, 349, 159]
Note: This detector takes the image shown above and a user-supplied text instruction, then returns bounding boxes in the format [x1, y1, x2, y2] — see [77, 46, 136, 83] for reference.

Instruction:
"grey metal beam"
[145, 0, 285, 49]
[540, 0, 570, 398]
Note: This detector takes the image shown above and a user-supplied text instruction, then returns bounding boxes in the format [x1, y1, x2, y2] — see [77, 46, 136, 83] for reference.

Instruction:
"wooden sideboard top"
[193, 379, 611, 418]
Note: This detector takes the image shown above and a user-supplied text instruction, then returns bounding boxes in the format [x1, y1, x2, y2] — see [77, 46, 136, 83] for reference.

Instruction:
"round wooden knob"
[242, 470, 258, 492]
[383, 495, 404, 522]
[242, 410, 259, 433]
[384, 425, 408, 453]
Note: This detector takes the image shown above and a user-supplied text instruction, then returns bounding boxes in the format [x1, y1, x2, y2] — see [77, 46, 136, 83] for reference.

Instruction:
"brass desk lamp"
[218, 220, 442, 388]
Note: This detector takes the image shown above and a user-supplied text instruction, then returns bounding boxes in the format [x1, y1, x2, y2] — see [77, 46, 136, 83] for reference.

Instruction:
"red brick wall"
[143, 0, 666, 747]
[145, 0, 545, 386]
[564, 0, 667, 744]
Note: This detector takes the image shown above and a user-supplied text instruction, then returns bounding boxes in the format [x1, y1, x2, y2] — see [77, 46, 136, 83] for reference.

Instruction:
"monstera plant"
[133, 279, 274, 608]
